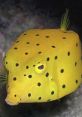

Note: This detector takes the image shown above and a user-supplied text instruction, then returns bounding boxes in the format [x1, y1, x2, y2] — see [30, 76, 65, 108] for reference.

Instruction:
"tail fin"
[0, 54, 8, 87]
[0, 65, 8, 87]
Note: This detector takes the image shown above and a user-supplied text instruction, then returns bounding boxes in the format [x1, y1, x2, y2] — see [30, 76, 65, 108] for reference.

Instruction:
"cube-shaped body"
[4, 29, 82, 105]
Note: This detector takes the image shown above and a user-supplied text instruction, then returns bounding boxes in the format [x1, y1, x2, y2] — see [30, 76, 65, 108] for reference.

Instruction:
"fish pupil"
[38, 65, 44, 70]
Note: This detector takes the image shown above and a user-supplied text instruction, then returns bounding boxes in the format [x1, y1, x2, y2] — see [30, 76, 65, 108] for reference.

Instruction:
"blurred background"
[0, 0, 82, 117]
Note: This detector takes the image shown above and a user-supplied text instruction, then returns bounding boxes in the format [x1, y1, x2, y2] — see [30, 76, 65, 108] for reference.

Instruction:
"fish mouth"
[5, 98, 19, 106]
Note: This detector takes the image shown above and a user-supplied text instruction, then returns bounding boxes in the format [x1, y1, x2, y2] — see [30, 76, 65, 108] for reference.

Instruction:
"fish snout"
[5, 94, 20, 106]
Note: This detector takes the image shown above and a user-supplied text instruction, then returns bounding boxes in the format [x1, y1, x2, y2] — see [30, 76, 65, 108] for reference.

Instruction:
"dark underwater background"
[0, 0, 82, 117]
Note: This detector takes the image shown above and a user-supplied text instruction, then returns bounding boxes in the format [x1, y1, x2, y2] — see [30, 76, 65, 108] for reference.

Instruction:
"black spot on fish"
[24, 74, 26, 76]
[62, 84, 66, 88]
[6, 61, 8, 64]
[46, 57, 50, 61]
[33, 65, 35, 67]
[76, 43, 78, 47]
[36, 43, 40, 46]
[38, 51, 42, 54]
[68, 51, 70, 56]
[26, 66, 29, 69]
[14, 47, 18, 50]
[51, 91, 54, 95]
[36, 34, 39, 36]
[13, 77, 17, 81]
[45, 35, 50, 38]
[38, 97, 41, 100]
[16, 63, 19, 67]
[37, 82, 41, 86]
[24, 33, 27, 35]
[28, 93, 31, 97]
[26, 42, 30, 44]
[76, 80, 78, 84]
[75, 62, 77, 66]
[16, 40, 19, 43]
[28, 75, 32, 78]
[14, 94, 17, 97]
[45, 72, 49, 77]
[51, 46, 56, 48]
[60, 69, 64, 73]
[62, 37, 66, 39]
[25, 52, 28, 55]
[54, 56, 58, 60]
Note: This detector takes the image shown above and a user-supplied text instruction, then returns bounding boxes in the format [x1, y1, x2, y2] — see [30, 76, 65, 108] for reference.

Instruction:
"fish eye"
[35, 63, 46, 73]
[38, 65, 44, 69]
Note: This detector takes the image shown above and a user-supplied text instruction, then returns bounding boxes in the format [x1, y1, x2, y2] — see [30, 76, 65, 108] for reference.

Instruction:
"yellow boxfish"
[3, 10, 82, 106]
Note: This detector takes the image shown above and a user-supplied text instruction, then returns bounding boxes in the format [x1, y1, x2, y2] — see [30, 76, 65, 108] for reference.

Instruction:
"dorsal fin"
[60, 9, 70, 31]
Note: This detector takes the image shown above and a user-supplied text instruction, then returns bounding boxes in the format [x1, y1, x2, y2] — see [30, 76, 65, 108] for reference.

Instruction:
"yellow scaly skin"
[4, 29, 82, 105]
